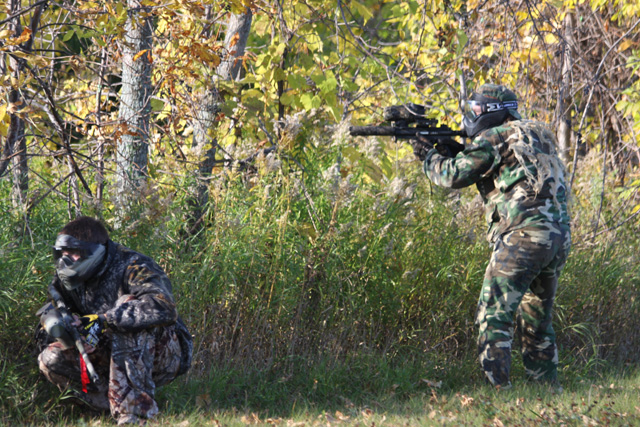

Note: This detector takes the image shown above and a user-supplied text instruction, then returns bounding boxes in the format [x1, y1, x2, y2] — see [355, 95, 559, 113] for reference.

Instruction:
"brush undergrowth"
[1, 129, 639, 425]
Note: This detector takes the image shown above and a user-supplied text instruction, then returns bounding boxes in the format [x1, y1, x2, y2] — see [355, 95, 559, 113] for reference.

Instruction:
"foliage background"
[1, 0, 639, 423]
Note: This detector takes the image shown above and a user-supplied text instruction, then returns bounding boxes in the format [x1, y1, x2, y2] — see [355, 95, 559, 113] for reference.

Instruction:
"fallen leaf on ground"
[421, 379, 443, 388]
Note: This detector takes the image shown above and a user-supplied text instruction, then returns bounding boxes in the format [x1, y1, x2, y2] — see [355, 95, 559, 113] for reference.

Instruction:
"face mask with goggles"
[462, 94, 520, 138]
[53, 234, 106, 291]
[463, 98, 519, 121]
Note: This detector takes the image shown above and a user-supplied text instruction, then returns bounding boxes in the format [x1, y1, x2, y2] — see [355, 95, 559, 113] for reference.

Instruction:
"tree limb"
[19, 59, 94, 197]
[570, 17, 640, 189]
[0, 0, 48, 26]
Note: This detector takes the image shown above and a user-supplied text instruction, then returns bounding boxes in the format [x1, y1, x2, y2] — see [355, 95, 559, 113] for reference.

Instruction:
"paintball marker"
[39, 279, 100, 387]
[349, 103, 466, 157]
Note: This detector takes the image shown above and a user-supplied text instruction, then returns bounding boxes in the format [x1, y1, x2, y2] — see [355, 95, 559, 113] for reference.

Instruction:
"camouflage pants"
[476, 223, 571, 386]
[38, 324, 182, 423]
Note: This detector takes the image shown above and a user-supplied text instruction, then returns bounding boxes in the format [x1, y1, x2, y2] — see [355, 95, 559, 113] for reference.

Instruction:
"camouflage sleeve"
[104, 261, 179, 333]
[423, 140, 501, 189]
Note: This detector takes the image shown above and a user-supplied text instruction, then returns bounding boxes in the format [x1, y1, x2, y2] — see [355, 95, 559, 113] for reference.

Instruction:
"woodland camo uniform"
[421, 84, 571, 387]
[36, 217, 193, 425]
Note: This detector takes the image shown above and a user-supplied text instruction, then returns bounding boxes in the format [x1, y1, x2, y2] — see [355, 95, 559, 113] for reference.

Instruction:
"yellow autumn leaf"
[196, 47, 221, 67]
[78, 1, 98, 9]
[13, 28, 32, 45]
[0, 103, 8, 137]
[133, 49, 149, 61]
[480, 44, 494, 57]
[544, 33, 558, 44]
[618, 39, 635, 52]
[228, 33, 240, 49]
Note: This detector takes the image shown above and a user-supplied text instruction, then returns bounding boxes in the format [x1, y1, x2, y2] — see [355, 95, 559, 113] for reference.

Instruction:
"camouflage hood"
[505, 120, 567, 211]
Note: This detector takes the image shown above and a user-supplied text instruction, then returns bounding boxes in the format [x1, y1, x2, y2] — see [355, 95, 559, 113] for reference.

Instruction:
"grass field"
[24, 358, 640, 426]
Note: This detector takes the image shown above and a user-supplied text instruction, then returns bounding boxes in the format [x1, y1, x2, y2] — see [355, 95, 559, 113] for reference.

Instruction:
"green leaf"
[254, 53, 271, 68]
[300, 93, 314, 110]
[280, 92, 294, 105]
[353, 1, 374, 24]
[300, 94, 322, 111]
[456, 30, 468, 48]
[380, 155, 393, 179]
[242, 89, 265, 100]
[274, 42, 287, 56]
[62, 30, 75, 42]
[287, 74, 308, 90]
[311, 95, 322, 109]
[342, 146, 362, 162]
[242, 89, 266, 110]
[329, 104, 342, 121]
[318, 72, 338, 94]
[310, 72, 325, 86]
[361, 157, 383, 184]
[151, 98, 165, 113]
[273, 67, 286, 82]
[304, 34, 324, 53]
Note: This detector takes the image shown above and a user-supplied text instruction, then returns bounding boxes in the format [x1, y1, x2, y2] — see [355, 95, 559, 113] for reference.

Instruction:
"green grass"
[17, 360, 640, 426]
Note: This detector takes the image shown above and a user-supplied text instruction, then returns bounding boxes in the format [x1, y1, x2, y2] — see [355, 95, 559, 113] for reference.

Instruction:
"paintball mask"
[53, 234, 106, 291]
[462, 84, 521, 138]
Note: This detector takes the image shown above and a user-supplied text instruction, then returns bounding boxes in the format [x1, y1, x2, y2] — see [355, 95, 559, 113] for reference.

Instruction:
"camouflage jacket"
[45, 240, 192, 375]
[424, 120, 571, 243]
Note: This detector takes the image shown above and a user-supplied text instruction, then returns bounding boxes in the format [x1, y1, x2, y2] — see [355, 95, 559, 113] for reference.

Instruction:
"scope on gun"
[348, 103, 466, 139]
[383, 103, 434, 124]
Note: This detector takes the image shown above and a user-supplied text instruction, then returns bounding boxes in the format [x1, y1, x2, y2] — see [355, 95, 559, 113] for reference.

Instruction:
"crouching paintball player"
[35, 216, 193, 425]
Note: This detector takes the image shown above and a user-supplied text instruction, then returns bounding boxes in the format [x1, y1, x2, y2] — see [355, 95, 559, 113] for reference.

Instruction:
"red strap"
[79, 355, 89, 393]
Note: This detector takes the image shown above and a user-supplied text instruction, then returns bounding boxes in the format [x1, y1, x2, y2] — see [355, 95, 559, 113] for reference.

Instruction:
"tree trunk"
[188, 7, 253, 234]
[115, 0, 154, 219]
[95, 46, 109, 206]
[556, 12, 575, 165]
[4, 0, 31, 227]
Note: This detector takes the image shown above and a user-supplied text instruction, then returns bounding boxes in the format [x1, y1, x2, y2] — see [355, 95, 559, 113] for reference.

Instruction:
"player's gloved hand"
[409, 138, 432, 161]
[435, 138, 464, 157]
[416, 135, 464, 157]
[78, 314, 107, 347]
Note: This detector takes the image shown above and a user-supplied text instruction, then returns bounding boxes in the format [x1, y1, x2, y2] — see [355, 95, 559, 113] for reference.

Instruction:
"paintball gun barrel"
[349, 103, 466, 140]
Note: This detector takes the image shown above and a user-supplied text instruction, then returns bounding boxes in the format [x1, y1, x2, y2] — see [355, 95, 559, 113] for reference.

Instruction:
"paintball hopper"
[383, 103, 435, 125]
[37, 303, 74, 349]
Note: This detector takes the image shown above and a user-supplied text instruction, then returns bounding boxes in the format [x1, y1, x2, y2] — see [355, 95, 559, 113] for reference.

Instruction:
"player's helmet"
[462, 84, 521, 138]
[53, 234, 106, 290]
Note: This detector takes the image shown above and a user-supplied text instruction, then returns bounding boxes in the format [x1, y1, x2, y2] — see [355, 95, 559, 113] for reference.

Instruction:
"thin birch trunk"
[189, 8, 253, 234]
[115, 0, 154, 220]
[556, 12, 575, 166]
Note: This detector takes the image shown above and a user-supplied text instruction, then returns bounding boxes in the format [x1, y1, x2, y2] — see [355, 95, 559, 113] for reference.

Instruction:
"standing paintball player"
[36, 216, 193, 425]
[413, 84, 571, 388]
